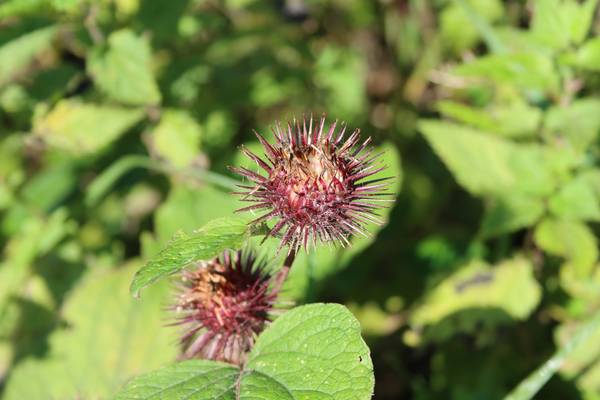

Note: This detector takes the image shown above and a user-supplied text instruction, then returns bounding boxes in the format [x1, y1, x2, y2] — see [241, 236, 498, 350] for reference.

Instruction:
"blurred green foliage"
[1, 0, 600, 399]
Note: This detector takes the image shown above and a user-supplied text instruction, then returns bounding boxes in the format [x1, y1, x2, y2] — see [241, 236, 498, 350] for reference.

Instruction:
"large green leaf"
[88, 29, 161, 105]
[419, 120, 556, 197]
[114, 361, 240, 400]
[130, 217, 251, 297]
[34, 99, 145, 154]
[114, 303, 374, 400]
[2, 263, 177, 400]
[0, 25, 56, 86]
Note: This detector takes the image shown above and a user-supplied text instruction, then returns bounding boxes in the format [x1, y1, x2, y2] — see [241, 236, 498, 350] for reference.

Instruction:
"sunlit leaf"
[114, 304, 374, 400]
[543, 98, 600, 151]
[534, 218, 598, 277]
[150, 109, 202, 168]
[419, 120, 556, 197]
[88, 29, 161, 105]
[410, 257, 541, 328]
[566, 37, 600, 71]
[2, 262, 177, 400]
[34, 99, 144, 154]
[454, 52, 559, 92]
[549, 172, 600, 221]
[437, 100, 541, 138]
[130, 217, 251, 297]
[0, 25, 56, 86]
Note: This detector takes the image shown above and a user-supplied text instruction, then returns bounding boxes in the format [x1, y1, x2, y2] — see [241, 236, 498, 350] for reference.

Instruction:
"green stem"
[85, 155, 241, 206]
[504, 310, 600, 400]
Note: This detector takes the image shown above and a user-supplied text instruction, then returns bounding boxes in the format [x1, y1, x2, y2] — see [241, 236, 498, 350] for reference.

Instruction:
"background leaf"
[0, 25, 56, 87]
[419, 120, 555, 197]
[2, 263, 177, 400]
[150, 109, 202, 168]
[34, 99, 144, 154]
[88, 29, 161, 106]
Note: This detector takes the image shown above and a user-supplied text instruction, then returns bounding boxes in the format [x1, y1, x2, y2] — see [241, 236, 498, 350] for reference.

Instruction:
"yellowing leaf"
[34, 99, 144, 154]
[410, 257, 541, 327]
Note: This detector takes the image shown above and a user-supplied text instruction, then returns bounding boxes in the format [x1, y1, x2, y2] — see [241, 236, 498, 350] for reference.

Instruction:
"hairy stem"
[272, 248, 297, 293]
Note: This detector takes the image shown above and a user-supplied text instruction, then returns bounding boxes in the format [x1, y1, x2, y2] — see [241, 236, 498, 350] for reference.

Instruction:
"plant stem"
[272, 248, 297, 293]
[504, 309, 600, 400]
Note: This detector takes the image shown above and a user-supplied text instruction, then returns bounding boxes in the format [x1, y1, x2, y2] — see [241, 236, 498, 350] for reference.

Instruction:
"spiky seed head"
[172, 250, 276, 365]
[231, 115, 391, 252]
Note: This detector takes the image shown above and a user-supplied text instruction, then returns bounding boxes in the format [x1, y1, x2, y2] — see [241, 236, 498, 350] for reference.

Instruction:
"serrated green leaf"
[419, 120, 555, 197]
[114, 361, 239, 400]
[130, 217, 251, 297]
[151, 110, 202, 168]
[114, 304, 374, 400]
[534, 218, 598, 277]
[155, 186, 240, 245]
[247, 303, 373, 399]
[0, 25, 56, 86]
[2, 263, 177, 400]
[34, 99, 145, 154]
[88, 29, 161, 105]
